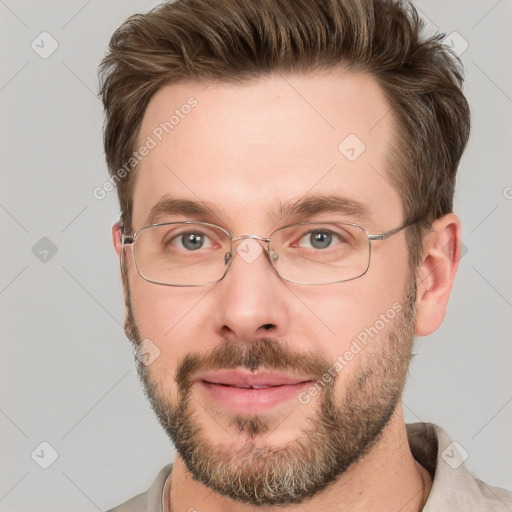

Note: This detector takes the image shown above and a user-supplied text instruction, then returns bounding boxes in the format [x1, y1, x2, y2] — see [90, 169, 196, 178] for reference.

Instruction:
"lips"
[196, 369, 315, 413]
[197, 369, 313, 389]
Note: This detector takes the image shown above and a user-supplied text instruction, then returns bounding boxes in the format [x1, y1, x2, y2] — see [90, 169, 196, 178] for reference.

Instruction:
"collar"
[407, 422, 512, 511]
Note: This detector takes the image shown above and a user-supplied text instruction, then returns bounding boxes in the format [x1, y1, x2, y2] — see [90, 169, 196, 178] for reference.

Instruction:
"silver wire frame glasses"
[121, 219, 429, 286]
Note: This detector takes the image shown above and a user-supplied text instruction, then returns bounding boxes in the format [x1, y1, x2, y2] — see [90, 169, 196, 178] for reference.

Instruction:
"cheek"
[292, 281, 402, 343]
[130, 287, 197, 402]
[126, 271, 200, 371]
[290, 280, 408, 384]
[128, 264, 203, 338]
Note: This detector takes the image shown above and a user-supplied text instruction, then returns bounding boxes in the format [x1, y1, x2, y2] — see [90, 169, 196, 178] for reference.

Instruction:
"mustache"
[176, 338, 332, 393]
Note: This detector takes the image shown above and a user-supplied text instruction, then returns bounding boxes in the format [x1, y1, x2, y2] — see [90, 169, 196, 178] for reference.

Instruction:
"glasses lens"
[269, 222, 370, 284]
[133, 223, 230, 285]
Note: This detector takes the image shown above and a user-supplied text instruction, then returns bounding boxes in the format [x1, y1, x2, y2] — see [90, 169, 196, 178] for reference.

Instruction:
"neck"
[168, 405, 432, 512]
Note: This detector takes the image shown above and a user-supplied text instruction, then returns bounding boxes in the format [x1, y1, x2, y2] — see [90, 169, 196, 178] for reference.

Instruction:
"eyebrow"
[144, 194, 371, 228]
[145, 197, 227, 226]
[275, 194, 371, 224]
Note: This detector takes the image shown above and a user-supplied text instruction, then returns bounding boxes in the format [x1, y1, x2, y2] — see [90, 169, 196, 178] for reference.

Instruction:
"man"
[99, 0, 512, 510]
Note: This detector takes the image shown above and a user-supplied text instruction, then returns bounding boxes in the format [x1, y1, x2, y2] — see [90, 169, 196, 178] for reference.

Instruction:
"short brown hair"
[98, 0, 470, 272]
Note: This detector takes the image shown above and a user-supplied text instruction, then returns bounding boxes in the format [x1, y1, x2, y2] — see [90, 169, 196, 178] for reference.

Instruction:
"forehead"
[131, 69, 401, 232]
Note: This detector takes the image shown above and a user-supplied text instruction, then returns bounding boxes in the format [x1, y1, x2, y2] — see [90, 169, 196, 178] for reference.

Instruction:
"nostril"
[262, 324, 274, 330]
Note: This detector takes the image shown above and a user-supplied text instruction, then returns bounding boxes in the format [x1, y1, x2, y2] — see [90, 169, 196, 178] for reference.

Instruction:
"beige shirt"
[107, 422, 512, 511]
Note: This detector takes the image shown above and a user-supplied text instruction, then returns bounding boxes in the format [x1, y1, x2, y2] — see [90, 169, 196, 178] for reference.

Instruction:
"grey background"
[1, 0, 511, 510]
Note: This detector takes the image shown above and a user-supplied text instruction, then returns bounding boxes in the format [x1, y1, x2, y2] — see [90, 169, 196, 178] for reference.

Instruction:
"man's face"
[119, 69, 418, 505]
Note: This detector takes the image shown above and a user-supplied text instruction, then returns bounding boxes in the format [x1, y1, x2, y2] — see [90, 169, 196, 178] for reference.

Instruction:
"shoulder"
[407, 422, 512, 511]
[471, 475, 512, 510]
[106, 462, 174, 512]
[106, 491, 146, 512]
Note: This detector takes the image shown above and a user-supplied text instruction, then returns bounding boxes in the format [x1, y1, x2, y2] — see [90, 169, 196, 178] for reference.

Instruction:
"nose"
[213, 237, 290, 342]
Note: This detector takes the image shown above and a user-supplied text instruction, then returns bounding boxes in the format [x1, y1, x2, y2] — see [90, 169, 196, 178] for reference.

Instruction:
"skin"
[112, 68, 461, 511]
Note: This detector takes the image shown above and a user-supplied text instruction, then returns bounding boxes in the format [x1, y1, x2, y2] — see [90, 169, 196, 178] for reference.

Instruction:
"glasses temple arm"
[368, 220, 435, 241]
[121, 233, 135, 245]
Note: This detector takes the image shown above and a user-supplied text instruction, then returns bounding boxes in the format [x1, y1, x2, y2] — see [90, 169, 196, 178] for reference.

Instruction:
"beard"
[122, 262, 417, 506]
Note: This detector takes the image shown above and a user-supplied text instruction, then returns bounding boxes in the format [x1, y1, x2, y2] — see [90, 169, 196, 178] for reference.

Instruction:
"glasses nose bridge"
[230, 234, 271, 245]
[226, 234, 276, 269]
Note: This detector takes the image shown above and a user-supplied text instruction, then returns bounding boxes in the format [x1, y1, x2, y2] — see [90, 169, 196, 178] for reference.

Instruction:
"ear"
[112, 219, 133, 339]
[112, 220, 123, 257]
[414, 213, 462, 337]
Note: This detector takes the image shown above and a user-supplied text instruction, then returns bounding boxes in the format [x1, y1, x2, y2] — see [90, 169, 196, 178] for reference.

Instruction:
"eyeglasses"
[121, 219, 425, 286]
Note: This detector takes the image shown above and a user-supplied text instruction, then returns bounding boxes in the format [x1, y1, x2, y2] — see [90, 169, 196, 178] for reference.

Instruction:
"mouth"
[195, 369, 314, 413]
[204, 382, 289, 389]
[197, 368, 313, 387]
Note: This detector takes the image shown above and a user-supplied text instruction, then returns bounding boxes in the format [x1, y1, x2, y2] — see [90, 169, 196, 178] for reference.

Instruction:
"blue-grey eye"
[180, 232, 205, 250]
[309, 230, 332, 249]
